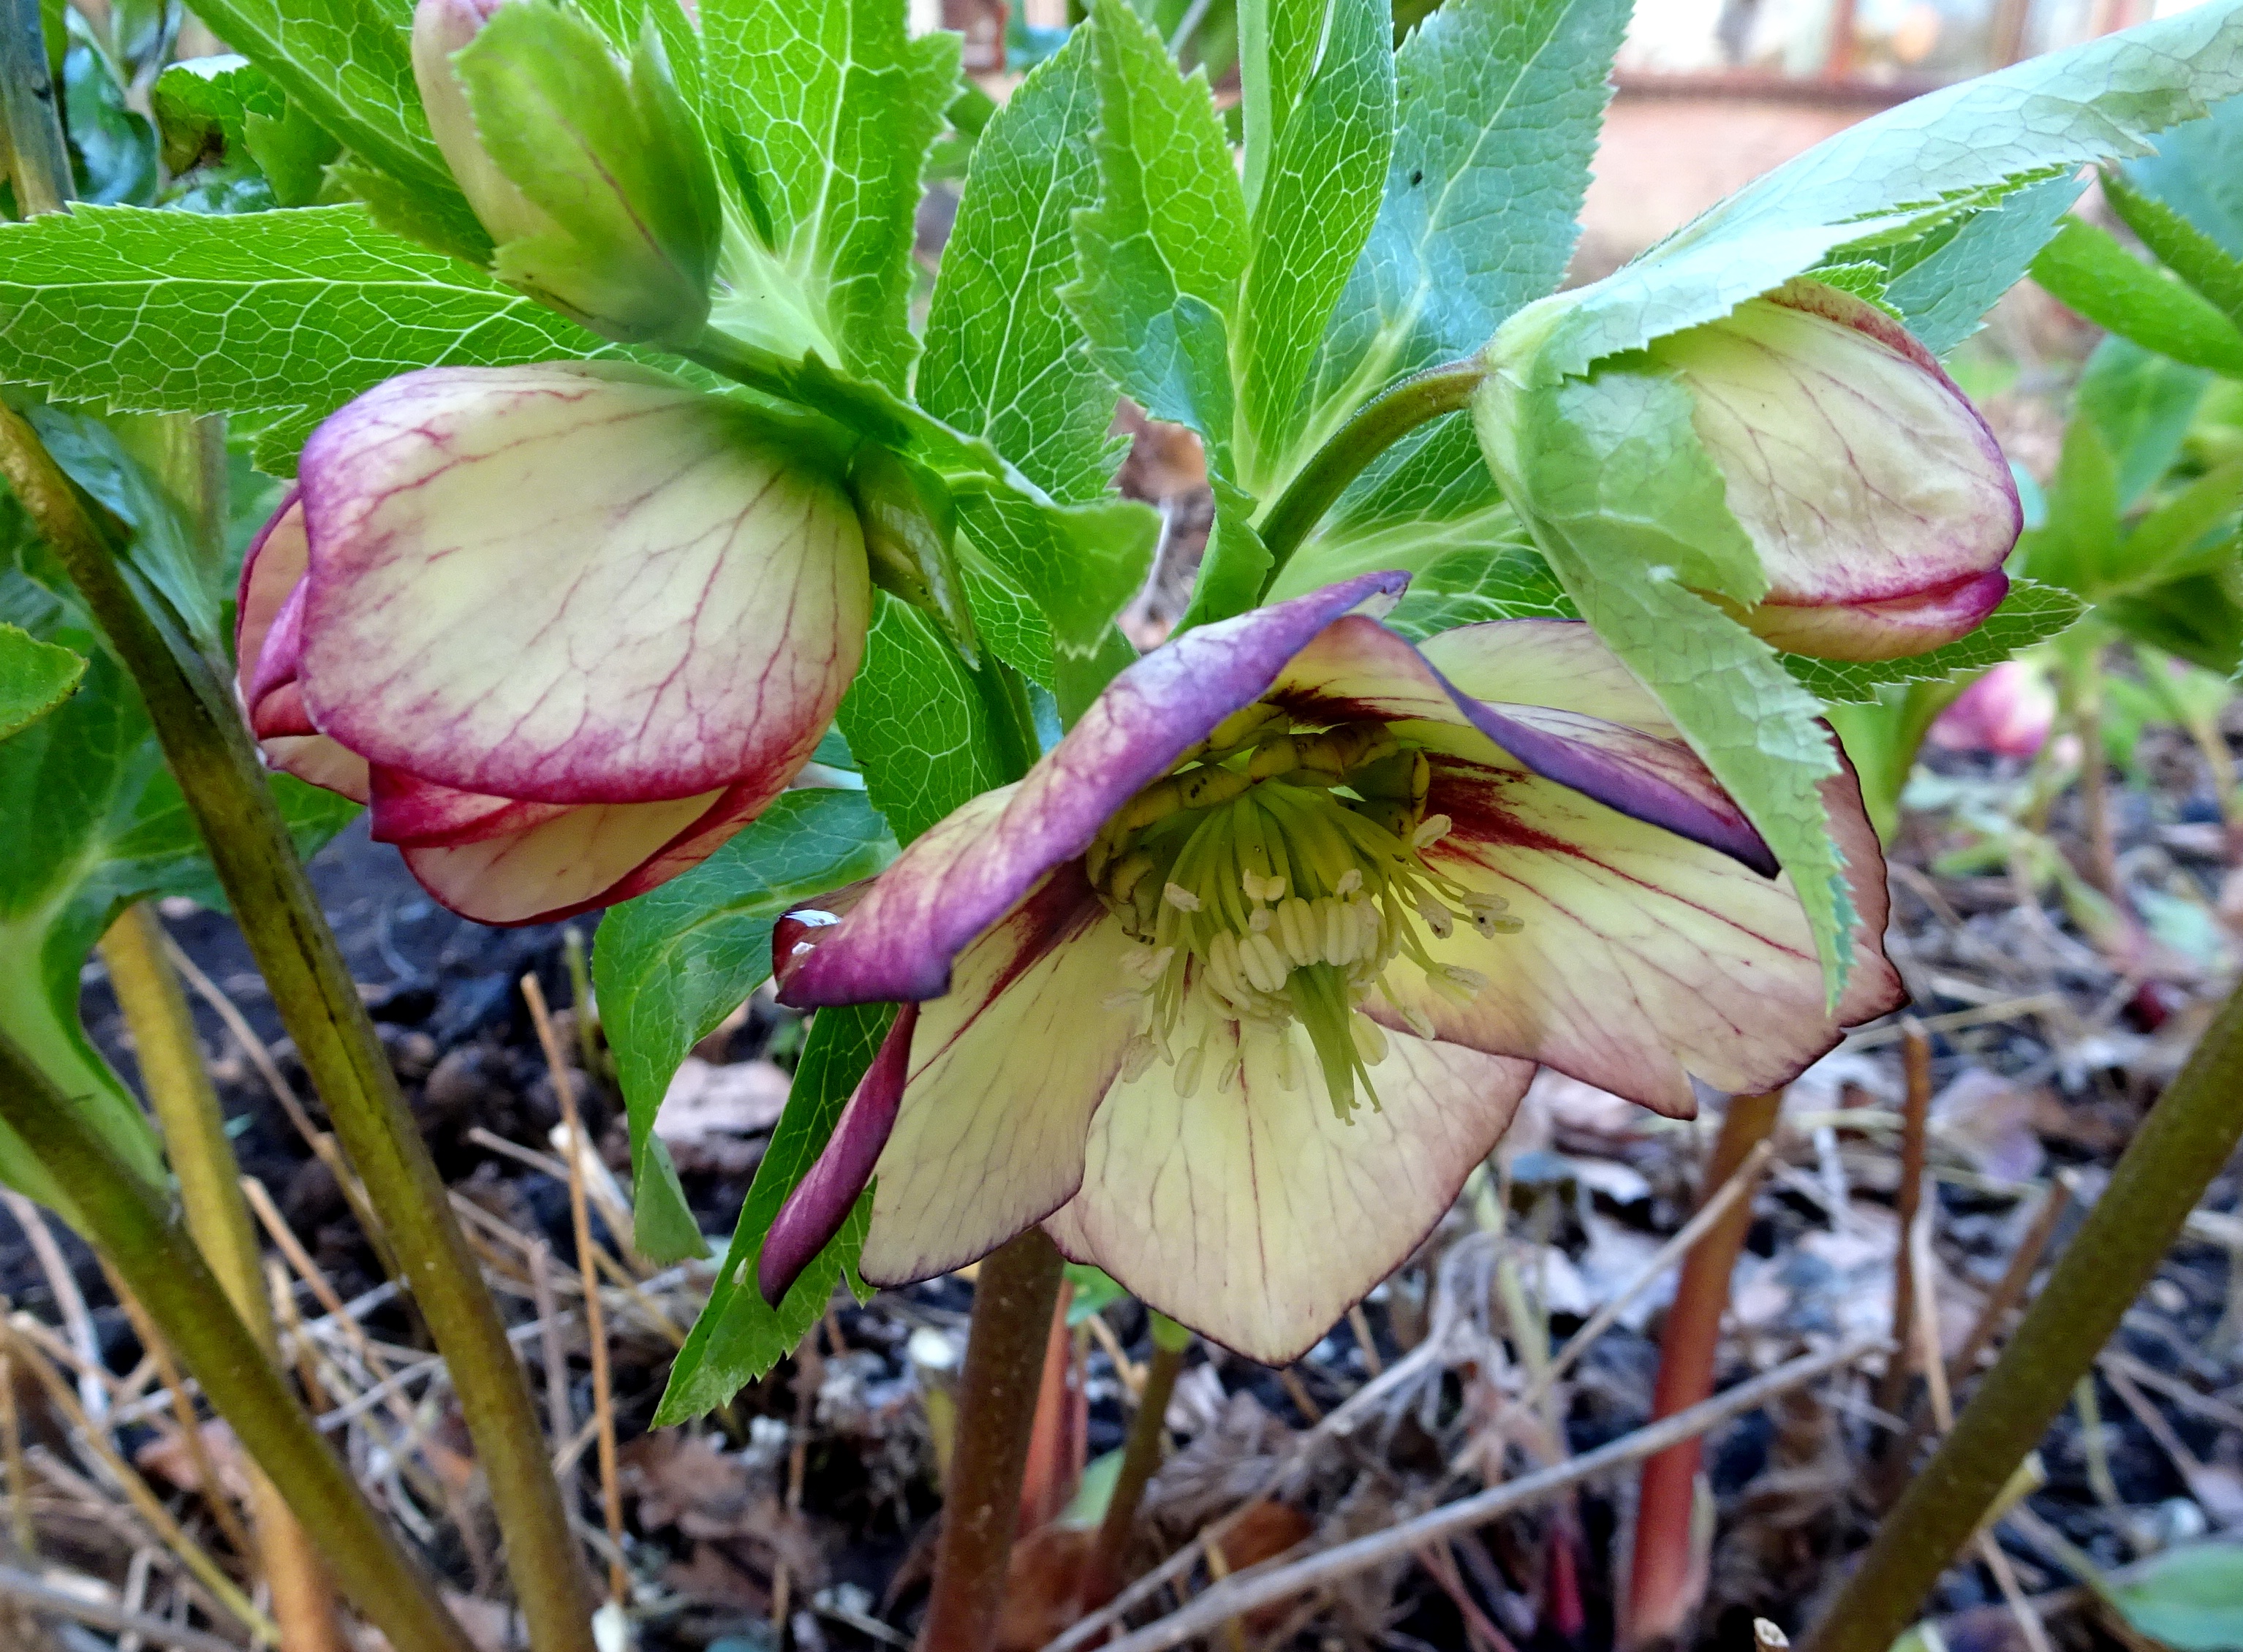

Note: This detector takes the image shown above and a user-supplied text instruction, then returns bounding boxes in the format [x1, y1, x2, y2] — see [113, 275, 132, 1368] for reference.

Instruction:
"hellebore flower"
[412, 0, 721, 346]
[1928, 661, 2056, 759]
[237, 360, 870, 925]
[760, 572, 1903, 1362]
[1483, 279, 2022, 663]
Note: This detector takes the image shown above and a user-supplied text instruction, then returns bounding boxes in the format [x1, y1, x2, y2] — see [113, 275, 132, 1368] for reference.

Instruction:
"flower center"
[1085, 704, 1520, 1118]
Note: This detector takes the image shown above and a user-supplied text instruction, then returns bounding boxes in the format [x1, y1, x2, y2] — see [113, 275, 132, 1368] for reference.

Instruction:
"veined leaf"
[703, 0, 959, 389]
[1534, 0, 2243, 379]
[1067, 0, 1246, 466]
[922, 31, 1122, 508]
[838, 596, 1011, 845]
[0, 205, 608, 471]
[654, 1001, 890, 1422]
[2031, 216, 2243, 379]
[1295, 0, 1629, 472]
[2122, 458, 2243, 584]
[2020, 415, 2124, 599]
[595, 789, 896, 1264]
[1274, 414, 1518, 596]
[1782, 580, 2087, 704]
[1233, 0, 1394, 492]
[178, 0, 463, 208]
[1381, 539, 1574, 640]
[0, 622, 85, 740]
[1883, 170, 2087, 356]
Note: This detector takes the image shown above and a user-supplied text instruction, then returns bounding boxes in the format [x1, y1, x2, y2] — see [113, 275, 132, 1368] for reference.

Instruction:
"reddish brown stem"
[921, 1229, 1066, 1651]
[1875, 1026, 1934, 1421]
[1621, 1090, 1785, 1648]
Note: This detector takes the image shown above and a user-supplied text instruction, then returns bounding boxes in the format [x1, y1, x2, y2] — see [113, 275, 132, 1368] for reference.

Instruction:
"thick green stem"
[0, 1027, 477, 1652]
[1255, 361, 1486, 599]
[920, 1229, 1067, 1652]
[0, 401, 598, 1652]
[1081, 1314, 1190, 1610]
[1798, 972, 2243, 1652]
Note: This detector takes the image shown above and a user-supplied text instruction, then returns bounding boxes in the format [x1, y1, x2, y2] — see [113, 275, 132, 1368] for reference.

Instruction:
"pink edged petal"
[398, 778, 771, 925]
[758, 1002, 920, 1306]
[298, 362, 869, 805]
[855, 873, 1143, 1287]
[243, 578, 314, 727]
[1657, 281, 2021, 615]
[1043, 1026, 1534, 1365]
[1271, 615, 1775, 874]
[1738, 568, 2011, 663]
[779, 572, 1410, 1009]
[368, 766, 572, 846]
[1370, 752, 1903, 1116]
[235, 490, 306, 690]
[263, 735, 371, 805]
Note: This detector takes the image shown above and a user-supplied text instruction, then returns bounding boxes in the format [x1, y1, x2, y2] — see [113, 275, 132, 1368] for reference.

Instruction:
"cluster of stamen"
[1086, 703, 1521, 1118]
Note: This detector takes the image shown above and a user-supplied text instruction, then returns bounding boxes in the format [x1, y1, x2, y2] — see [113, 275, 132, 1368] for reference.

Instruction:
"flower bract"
[760, 573, 1905, 1361]
[236, 360, 870, 925]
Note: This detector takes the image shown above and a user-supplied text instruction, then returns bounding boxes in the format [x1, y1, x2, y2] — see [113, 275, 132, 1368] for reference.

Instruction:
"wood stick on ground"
[0, 1563, 246, 1652]
[531, 1240, 578, 1504]
[0, 1319, 278, 1643]
[1976, 1536, 2055, 1652]
[1064, 1337, 1885, 1652]
[0, 1352, 31, 1557]
[1875, 1023, 1934, 1421]
[524, 974, 625, 1606]
[0, 1189, 105, 1420]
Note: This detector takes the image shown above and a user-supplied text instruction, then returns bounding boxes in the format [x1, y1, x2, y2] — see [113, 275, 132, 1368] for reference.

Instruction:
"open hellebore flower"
[1487, 279, 2022, 663]
[237, 360, 870, 925]
[760, 573, 1903, 1362]
[412, 0, 720, 346]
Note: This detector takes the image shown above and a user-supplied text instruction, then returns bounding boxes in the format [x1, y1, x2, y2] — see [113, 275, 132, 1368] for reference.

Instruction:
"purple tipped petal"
[759, 1002, 920, 1307]
[777, 572, 1409, 1009]
[1271, 616, 1776, 874]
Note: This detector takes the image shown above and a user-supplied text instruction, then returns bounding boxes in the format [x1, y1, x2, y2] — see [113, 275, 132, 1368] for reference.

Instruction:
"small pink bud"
[1929, 661, 2055, 759]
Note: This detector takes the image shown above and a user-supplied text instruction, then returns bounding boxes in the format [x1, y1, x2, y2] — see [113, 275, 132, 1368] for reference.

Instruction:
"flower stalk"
[920, 1229, 1068, 1652]
[1081, 1312, 1192, 1610]
[1622, 1089, 1785, 1648]
[0, 398, 598, 1652]
[1255, 361, 1485, 601]
[1798, 969, 2243, 1652]
[100, 903, 348, 1652]
[0, 1025, 478, 1652]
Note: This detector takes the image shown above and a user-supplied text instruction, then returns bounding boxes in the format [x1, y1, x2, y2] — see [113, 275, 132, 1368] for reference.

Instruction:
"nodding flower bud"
[1479, 279, 2022, 664]
[411, 0, 720, 347]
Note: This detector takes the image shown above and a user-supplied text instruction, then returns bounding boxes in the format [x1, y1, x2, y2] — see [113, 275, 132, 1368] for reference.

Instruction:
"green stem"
[919, 1229, 1067, 1652]
[1081, 1314, 1190, 1610]
[1797, 971, 2243, 1652]
[1255, 360, 1486, 599]
[0, 1027, 477, 1652]
[0, 401, 599, 1652]
[0, 0, 69, 217]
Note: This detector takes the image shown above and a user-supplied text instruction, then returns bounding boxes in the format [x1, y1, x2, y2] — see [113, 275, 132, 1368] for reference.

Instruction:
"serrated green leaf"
[179, 0, 465, 209]
[1067, 0, 1246, 465]
[1535, 1, 2243, 378]
[0, 624, 84, 740]
[2032, 216, 2243, 378]
[1883, 170, 2087, 356]
[921, 31, 1123, 507]
[1233, 0, 1393, 492]
[837, 595, 1009, 845]
[2125, 84, 2243, 261]
[0, 205, 610, 472]
[62, 15, 158, 207]
[1294, 0, 1628, 473]
[2021, 414, 2124, 597]
[1380, 538, 1575, 640]
[595, 789, 896, 1264]
[654, 1001, 890, 1422]
[2125, 459, 2243, 579]
[1274, 414, 1519, 596]
[2103, 564, 2243, 673]
[1781, 580, 2087, 703]
[2104, 165, 2243, 331]
[2077, 334, 2211, 509]
[153, 56, 339, 210]
[1176, 480, 1271, 632]
[703, 0, 959, 388]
